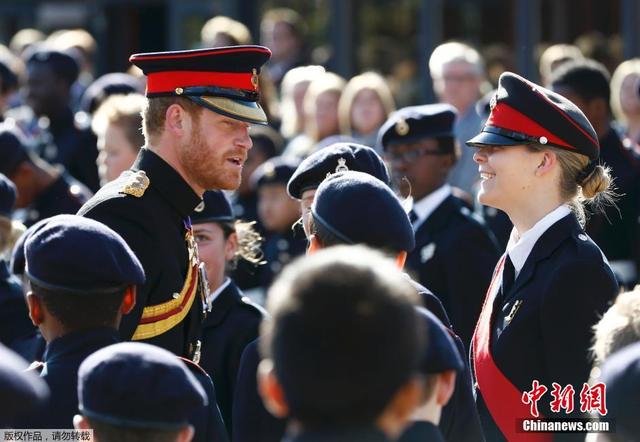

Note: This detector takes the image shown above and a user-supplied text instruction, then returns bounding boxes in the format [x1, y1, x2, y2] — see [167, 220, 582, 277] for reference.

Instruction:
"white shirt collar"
[207, 277, 231, 309]
[411, 184, 452, 230]
[506, 205, 571, 277]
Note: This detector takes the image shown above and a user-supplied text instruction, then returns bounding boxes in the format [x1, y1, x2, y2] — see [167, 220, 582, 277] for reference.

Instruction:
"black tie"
[408, 210, 418, 224]
[502, 254, 515, 297]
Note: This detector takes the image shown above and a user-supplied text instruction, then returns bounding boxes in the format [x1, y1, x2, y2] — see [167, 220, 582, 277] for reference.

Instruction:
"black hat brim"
[466, 130, 524, 148]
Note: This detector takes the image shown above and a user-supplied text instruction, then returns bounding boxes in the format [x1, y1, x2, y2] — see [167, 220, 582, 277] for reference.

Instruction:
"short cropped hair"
[30, 281, 126, 331]
[141, 96, 202, 143]
[261, 245, 423, 428]
[92, 94, 145, 150]
[549, 58, 611, 112]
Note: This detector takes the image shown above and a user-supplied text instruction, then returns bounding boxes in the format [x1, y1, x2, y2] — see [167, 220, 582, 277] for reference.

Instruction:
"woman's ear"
[225, 232, 239, 261]
[535, 150, 557, 176]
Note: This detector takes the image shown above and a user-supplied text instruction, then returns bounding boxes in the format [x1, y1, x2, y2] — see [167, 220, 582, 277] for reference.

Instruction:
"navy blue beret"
[0, 124, 29, 177]
[467, 72, 600, 161]
[250, 156, 300, 190]
[0, 173, 16, 217]
[80, 72, 143, 114]
[599, 341, 640, 440]
[377, 104, 457, 151]
[0, 344, 49, 425]
[78, 342, 207, 429]
[25, 46, 80, 85]
[25, 215, 145, 293]
[287, 142, 390, 199]
[10, 218, 50, 276]
[311, 171, 415, 252]
[415, 307, 464, 374]
[192, 190, 235, 224]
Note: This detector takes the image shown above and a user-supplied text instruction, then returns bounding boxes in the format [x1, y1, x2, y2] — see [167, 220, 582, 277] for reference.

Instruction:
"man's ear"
[395, 251, 407, 269]
[257, 359, 290, 418]
[26, 291, 44, 326]
[177, 425, 195, 442]
[120, 286, 136, 315]
[376, 376, 423, 439]
[164, 103, 191, 137]
[435, 370, 457, 407]
[306, 234, 322, 255]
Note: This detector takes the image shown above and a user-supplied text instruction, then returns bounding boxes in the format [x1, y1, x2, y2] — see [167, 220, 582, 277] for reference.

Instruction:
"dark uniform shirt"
[20, 172, 92, 228]
[199, 278, 265, 435]
[406, 194, 500, 351]
[399, 421, 446, 442]
[260, 228, 307, 292]
[474, 214, 618, 442]
[24, 327, 120, 429]
[78, 148, 203, 357]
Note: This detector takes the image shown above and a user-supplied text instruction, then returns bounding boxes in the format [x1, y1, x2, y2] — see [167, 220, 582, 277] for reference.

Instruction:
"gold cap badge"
[251, 68, 259, 90]
[395, 118, 409, 136]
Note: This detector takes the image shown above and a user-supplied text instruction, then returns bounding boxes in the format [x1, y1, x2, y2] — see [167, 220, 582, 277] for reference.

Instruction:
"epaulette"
[240, 296, 269, 318]
[27, 361, 45, 373]
[120, 170, 150, 198]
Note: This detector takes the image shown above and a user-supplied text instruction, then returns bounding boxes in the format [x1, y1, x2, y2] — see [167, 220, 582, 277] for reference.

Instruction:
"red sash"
[472, 254, 552, 442]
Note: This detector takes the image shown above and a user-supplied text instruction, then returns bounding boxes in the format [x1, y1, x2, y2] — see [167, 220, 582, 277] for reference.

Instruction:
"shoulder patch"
[240, 296, 268, 317]
[120, 170, 150, 198]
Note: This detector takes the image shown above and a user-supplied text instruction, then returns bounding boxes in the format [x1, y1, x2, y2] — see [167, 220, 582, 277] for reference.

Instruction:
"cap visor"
[466, 130, 523, 148]
[191, 96, 268, 125]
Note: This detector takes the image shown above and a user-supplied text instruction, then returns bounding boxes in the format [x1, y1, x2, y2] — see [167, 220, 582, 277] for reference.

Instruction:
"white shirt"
[506, 205, 571, 278]
[207, 277, 231, 310]
[411, 184, 453, 231]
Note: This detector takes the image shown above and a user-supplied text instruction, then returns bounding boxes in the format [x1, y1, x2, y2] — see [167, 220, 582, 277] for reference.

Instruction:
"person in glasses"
[378, 104, 500, 352]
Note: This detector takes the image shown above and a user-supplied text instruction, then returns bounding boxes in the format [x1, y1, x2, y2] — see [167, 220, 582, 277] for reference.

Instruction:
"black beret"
[0, 124, 29, 177]
[25, 215, 145, 293]
[599, 341, 640, 440]
[191, 190, 234, 224]
[377, 104, 457, 151]
[251, 156, 300, 190]
[0, 344, 49, 426]
[130, 45, 271, 125]
[25, 46, 80, 85]
[78, 342, 207, 429]
[467, 71, 600, 161]
[80, 72, 143, 114]
[415, 307, 464, 374]
[287, 142, 390, 199]
[0, 173, 16, 217]
[311, 171, 415, 252]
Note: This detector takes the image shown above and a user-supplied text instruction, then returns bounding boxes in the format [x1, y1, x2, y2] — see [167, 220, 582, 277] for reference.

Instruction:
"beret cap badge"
[395, 118, 409, 136]
[335, 158, 349, 173]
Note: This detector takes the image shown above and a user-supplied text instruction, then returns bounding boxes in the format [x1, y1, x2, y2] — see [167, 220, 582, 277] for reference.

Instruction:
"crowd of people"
[1, 7, 640, 442]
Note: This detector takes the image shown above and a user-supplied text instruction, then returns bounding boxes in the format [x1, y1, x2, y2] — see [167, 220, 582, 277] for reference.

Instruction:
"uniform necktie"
[501, 253, 515, 297]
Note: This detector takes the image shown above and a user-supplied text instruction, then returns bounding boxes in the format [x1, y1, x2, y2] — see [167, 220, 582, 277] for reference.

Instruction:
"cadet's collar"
[43, 327, 120, 364]
[133, 148, 202, 218]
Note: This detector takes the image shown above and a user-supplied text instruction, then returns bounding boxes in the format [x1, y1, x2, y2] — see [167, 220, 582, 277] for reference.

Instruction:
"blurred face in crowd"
[97, 122, 139, 185]
[351, 88, 387, 135]
[473, 145, 546, 211]
[179, 109, 253, 192]
[314, 91, 341, 141]
[26, 63, 68, 116]
[300, 188, 316, 238]
[620, 73, 640, 117]
[434, 61, 482, 114]
[193, 221, 237, 291]
[293, 80, 311, 132]
[258, 183, 301, 232]
[387, 138, 452, 201]
[264, 21, 300, 62]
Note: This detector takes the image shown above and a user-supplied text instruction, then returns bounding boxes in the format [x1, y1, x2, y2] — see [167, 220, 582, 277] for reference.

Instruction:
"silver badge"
[194, 201, 205, 212]
[335, 157, 349, 173]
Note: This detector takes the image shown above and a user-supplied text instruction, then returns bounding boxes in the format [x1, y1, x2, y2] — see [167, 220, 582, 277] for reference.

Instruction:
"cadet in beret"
[0, 173, 40, 361]
[258, 245, 424, 442]
[18, 214, 143, 428]
[378, 104, 500, 352]
[192, 190, 266, 435]
[79, 72, 143, 114]
[0, 343, 49, 427]
[250, 156, 306, 292]
[0, 123, 92, 227]
[8, 46, 100, 191]
[78, 45, 271, 358]
[399, 307, 465, 442]
[74, 342, 207, 442]
[467, 72, 618, 440]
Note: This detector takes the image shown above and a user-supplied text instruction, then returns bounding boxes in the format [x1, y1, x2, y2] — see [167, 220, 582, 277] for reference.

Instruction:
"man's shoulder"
[79, 171, 152, 217]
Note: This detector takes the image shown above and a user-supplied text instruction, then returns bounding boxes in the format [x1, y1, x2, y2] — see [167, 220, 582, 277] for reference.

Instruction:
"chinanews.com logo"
[518, 380, 615, 434]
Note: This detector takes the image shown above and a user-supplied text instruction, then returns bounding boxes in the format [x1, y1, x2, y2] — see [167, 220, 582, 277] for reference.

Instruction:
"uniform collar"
[43, 327, 120, 364]
[207, 277, 231, 307]
[133, 148, 202, 218]
[412, 184, 452, 230]
[506, 204, 571, 277]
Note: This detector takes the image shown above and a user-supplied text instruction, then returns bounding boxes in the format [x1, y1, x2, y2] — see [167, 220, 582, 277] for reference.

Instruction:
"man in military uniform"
[378, 104, 500, 351]
[78, 45, 272, 359]
[8, 47, 100, 191]
[0, 124, 92, 227]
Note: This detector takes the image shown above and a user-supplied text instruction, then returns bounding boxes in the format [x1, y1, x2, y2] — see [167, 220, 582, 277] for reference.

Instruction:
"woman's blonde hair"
[279, 65, 326, 139]
[530, 145, 615, 226]
[610, 58, 640, 124]
[0, 216, 25, 257]
[337, 71, 396, 136]
[303, 72, 346, 142]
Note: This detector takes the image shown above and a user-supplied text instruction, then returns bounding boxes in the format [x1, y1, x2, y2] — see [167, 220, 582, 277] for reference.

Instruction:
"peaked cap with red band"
[130, 45, 271, 125]
[466, 72, 600, 161]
